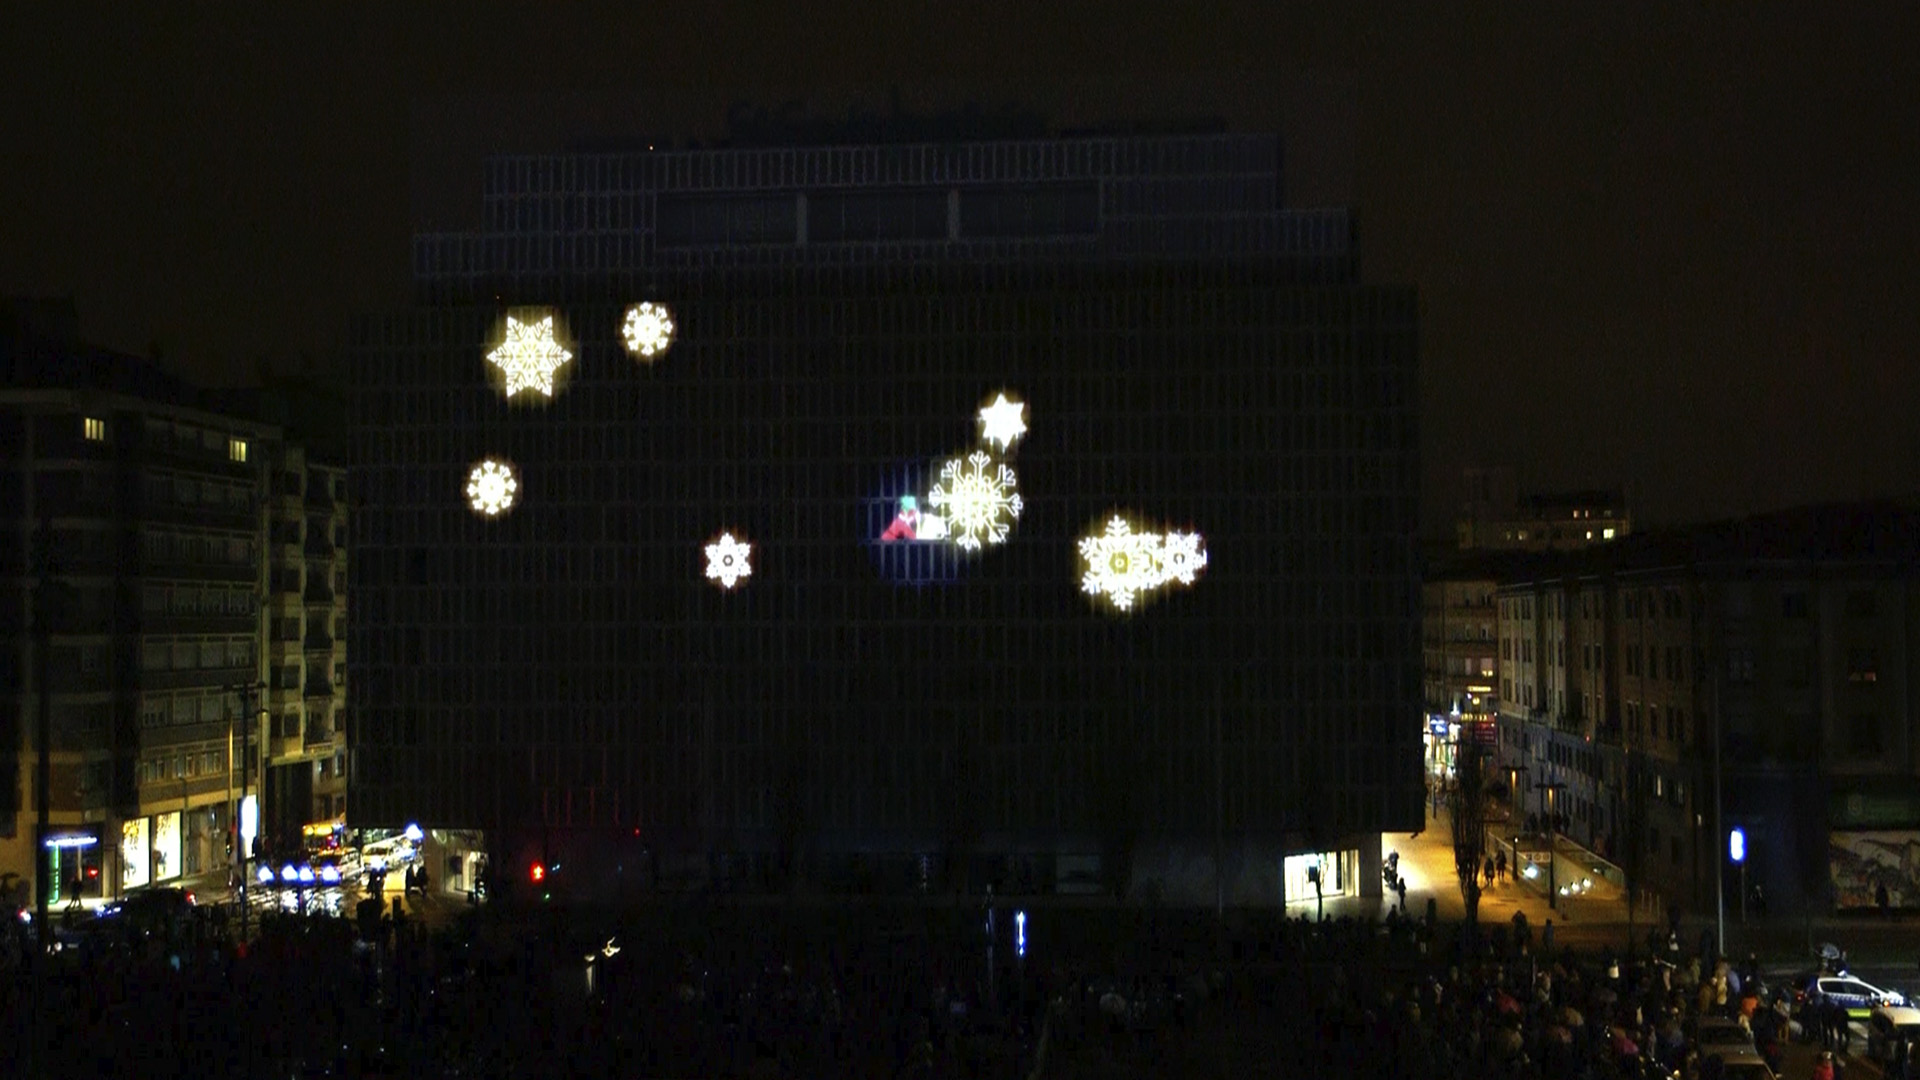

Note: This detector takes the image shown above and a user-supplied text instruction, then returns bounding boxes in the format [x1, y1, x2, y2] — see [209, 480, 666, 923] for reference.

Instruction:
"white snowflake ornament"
[466, 459, 518, 517]
[487, 312, 573, 398]
[704, 531, 752, 589]
[927, 451, 1024, 551]
[621, 302, 675, 361]
[1078, 517, 1163, 611]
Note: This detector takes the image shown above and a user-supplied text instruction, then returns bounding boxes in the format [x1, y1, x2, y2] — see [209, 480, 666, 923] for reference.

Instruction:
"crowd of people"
[0, 886, 1900, 1079]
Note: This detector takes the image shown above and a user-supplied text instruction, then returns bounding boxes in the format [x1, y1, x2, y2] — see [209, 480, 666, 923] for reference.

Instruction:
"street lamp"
[1504, 764, 1530, 824]
[1536, 780, 1566, 910]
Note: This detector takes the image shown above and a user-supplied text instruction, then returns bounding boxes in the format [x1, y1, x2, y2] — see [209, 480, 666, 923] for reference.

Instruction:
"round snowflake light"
[1159, 531, 1209, 585]
[927, 450, 1024, 552]
[1078, 516, 1208, 612]
[704, 531, 752, 589]
[621, 302, 675, 361]
[466, 459, 518, 517]
[487, 312, 573, 398]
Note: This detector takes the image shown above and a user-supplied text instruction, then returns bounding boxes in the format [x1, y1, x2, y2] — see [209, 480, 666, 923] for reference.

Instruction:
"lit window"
[1602, 528, 1616, 539]
[83, 417, 106, 442]
[229, 438, 248, 463]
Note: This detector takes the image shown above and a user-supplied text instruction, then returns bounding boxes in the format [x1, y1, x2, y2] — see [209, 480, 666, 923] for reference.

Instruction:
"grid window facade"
[352, 132, 1420, 895]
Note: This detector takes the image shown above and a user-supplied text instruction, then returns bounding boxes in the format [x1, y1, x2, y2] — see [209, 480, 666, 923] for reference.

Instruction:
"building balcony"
[140, 612, 256, 636]
[304, 721, 336, 748]
[303, 680, 335, 700]
[303, 633, 333, 653]
[303, 536, 334, 559]
[137, 666, 258, 694]
[303, 583, 334, 605]
[138, 559, 258, 585]
[142, 501, 256, 531]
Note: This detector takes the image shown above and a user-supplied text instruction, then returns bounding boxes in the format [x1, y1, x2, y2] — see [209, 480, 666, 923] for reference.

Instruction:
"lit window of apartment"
[81, 416, 108, 442]
[229, 437, 249, 463]
[1602, 527, 1616, 539]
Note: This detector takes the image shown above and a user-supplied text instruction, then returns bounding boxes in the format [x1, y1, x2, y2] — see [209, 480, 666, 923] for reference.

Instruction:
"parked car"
[1694, 1016, 1755, 1056]
[1794, 971, 1908, 1019]
[1867, 1004, 1920, 1065]
[100, 886, 196, 936]
[1704, 1048, 1776, 1080]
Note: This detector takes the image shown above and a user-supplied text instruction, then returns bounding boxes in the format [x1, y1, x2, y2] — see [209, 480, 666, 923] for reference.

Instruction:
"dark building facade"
[349, 130, 1421, 905]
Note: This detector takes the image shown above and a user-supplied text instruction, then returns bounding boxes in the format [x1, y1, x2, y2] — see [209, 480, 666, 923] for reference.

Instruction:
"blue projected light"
[867, 464, 965, 586]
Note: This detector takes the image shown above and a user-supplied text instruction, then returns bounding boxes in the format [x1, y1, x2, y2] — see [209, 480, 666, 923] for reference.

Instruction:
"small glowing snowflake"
[704, 532, 752, 589]
[487, 312, 573, 397]
[1159, 531, 1209, 586]
[1078, 517, 1164, 611]
[928, 450, 1024, 551]
[621, 302, 675, 360]
[466, 459, 517, 517]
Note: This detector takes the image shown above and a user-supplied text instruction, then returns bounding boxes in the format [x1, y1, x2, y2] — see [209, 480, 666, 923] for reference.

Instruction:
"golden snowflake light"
[486, 311, 573, 398]
[1078, 516, 1208, 612]
[621, 301, 675, 361]
[977, 392, 1028, 451]
[466, 458, 518, 517]
[928, 450, 1023, 552]
[704, 531, 752, 589]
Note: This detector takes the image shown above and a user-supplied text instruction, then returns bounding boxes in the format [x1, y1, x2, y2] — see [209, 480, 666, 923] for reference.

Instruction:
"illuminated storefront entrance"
[1283, 850, 1359, 904]
[41, 828, 104, 907]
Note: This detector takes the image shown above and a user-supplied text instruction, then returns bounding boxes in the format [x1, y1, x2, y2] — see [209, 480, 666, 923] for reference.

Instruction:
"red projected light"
[530, 863, 546, 883]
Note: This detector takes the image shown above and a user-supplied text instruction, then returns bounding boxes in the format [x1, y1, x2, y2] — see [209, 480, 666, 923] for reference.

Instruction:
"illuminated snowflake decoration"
[1160, 531, 1209, 585]
[621, 302, 675, 361]
[465, 459, 518, 517]
[927, 451, 1024, 551]
[704, 532, 752, 589]
[1078, 517, 1209, 612]
[486, 312, 573, 398]
[1078, 517, 1164, 611]
[977, 392, 1028, 451]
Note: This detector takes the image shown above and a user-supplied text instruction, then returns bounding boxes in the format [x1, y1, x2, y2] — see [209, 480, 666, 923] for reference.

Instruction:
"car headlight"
[258, 865, 276, 884]
[297, 866, 316, 885]
[280, 864, 298, 883]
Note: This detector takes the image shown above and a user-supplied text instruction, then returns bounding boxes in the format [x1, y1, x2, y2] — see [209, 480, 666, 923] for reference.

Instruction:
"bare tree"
[1450, 739, 1491, 936]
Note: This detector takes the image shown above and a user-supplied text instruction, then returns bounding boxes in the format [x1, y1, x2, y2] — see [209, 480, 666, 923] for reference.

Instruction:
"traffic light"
[530, 862, 545, 884]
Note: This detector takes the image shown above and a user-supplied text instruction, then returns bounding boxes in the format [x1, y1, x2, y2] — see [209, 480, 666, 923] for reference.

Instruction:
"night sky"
[4, 5, 1916, 532]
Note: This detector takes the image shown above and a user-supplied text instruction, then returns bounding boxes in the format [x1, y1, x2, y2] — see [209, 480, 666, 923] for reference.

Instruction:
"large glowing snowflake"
[977, 392, 1028, 450]
[1078, 517, 1164, 611]
[621, 302, 675, 361]
[466, 459, 517, 517]
[704, 532, 752, 589]
[1078, 517, 1209, 612]
[927, 451, 1023, 551]
[487, 312, 573, 397]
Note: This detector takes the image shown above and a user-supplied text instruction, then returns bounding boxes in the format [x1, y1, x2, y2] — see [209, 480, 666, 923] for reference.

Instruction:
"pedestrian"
[1495, 850, 1507, 882]
[1879, 882, 1892, 920]
[1395, 877, 1408, 911]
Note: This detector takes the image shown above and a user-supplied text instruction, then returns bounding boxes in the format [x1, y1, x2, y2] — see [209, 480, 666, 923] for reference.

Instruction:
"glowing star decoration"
[465, 459, 518, 517]
[1078, 517, 1209, 612]
[620, 302, 675, 361]
[977, 392, 1028, 450]
[486, 312, 573, 398]
[928, 450, 1024, 551]
[704, 532, 752, 589]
